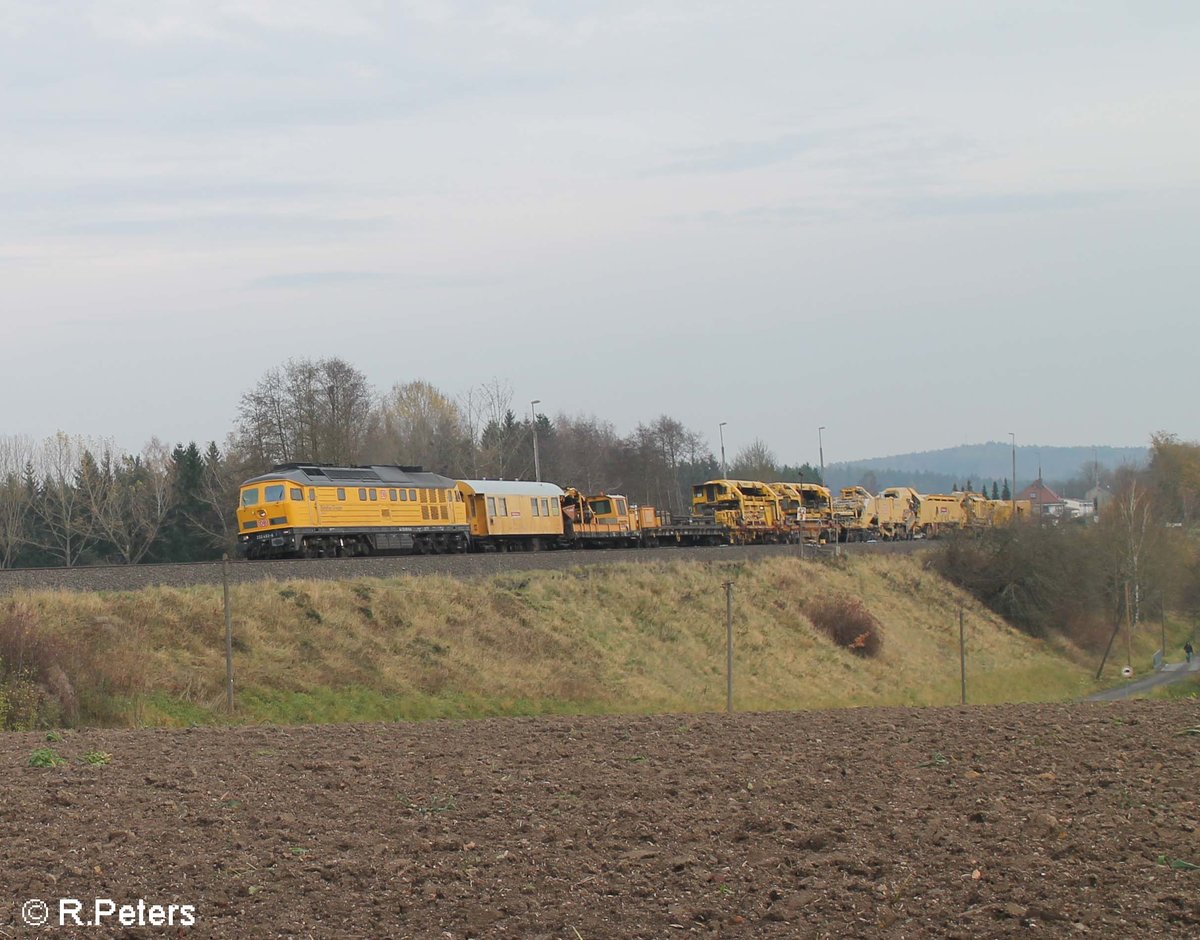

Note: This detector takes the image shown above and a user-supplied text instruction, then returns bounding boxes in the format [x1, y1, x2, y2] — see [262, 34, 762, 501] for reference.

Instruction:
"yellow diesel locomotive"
[237, 464, 468, 559]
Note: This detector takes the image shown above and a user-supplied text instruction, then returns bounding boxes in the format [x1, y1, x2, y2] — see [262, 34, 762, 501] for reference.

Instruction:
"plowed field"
[3, 702, 1199, 938]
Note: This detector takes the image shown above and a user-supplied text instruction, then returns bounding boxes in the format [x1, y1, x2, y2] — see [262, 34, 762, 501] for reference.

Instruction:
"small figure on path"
[1185, 641, 1194, 665]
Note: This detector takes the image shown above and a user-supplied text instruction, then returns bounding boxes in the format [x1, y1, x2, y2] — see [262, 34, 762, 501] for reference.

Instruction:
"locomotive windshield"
[241, 488, 259, 507]
[264, 484, 286, 502]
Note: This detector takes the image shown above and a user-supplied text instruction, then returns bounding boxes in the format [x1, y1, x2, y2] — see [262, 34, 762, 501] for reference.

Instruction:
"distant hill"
[826, 442, 1147, 495]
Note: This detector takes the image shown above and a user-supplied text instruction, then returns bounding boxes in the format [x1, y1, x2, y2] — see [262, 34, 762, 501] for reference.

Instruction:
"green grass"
[1149, 673, 1200, 701]
[237, 686, 616, 725]
[4, 555, 1106, 728]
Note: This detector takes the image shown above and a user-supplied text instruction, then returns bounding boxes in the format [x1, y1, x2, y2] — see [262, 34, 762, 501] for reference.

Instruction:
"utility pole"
[959, 603, 967, 705]
[719, 422, 728, 478]
[725, 581, 734, 714]
[1125, 581, 1133, 670]
[818, 426, 826, 481]
[223, 553, 234, 713]
[530, 399, 542, 482]
[1009, 432, 1017, 520]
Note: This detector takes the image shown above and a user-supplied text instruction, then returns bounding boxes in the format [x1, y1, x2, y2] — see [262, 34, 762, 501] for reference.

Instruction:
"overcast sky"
[2, 1, 1197, 466]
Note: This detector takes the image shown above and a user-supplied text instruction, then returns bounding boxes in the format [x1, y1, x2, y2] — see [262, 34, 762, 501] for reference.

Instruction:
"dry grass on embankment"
[0, 555, 1104, 728]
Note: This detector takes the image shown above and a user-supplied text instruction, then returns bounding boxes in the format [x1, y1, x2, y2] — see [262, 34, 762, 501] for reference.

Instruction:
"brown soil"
[3, 702, 1199, 939]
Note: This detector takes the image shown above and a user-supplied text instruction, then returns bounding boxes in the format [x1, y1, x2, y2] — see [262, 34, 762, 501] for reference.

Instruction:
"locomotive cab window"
[241, 488, 260, 507]
[337, 488, 346, 500]
[290, 488, 303, 500]
[264, 484, 285, 502]
[308, 489, 316, 501]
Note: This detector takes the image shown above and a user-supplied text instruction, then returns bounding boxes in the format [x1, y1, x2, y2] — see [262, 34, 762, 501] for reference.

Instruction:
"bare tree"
[32, 432, 102, 567]
[0, 434, 34, 567]
[236, 357, 376, 466]
[553, 415, 624, 493]
[237, 364, 292, 465]
[370, 380, 472, 473]
[1102, 473, 1160, 627]
[190, 439, 253, 553]
[78, 439, 175, 564]
[630, 415, 708, 513]
[1148, 432, 1200, 529]
[473, 378, 520, 478]
[731, 438, 779, 481]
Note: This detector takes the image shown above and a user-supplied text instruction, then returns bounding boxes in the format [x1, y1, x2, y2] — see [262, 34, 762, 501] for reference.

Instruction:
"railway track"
[0, 540, 926, 596]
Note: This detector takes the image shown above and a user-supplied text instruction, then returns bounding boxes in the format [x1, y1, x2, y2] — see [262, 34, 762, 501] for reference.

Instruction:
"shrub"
[807, 596, 884, 657]
[0, 604, 66, 729]
[0, 602, 146, 728]
[932, 526, 1114, 644]
[27, 747, 66, 768]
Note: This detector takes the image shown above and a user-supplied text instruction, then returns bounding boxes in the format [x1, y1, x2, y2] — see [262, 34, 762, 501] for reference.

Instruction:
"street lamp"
[1009, 432, 1016, 520]
[818, 426, 826, 480]
[718, 422, 728, 478]
[531, 400, 542, 482]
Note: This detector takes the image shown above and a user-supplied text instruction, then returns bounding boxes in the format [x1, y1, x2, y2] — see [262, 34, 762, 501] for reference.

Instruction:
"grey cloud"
[677, 203, 842, 226]
[248, 271, 506, 290]
[248, 271, 393, 289]
[54, 213, 393, 238]
[647, 132, 815, 176]
[898, 190, 1127, 218]
[1, 180, 340, 213]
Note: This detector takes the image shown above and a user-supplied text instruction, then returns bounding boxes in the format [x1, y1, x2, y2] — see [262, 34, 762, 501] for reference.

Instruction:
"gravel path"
[0, 541, 922, 595]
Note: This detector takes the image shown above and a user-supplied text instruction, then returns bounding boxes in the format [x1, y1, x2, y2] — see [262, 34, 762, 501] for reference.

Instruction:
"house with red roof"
[1017, 479, 1066, 517]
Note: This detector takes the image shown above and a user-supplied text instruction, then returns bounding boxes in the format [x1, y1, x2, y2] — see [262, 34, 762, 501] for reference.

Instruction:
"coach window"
[551, 498, 560, 515]
[531, 499, 540, 517]
[487, 497, 496, 516]
[540, 498, 549, 515]
[241, 488, 259, 507]
[499, 497, 508, 516]
[337, 488, 346, 500]
[290, 487, 303, 501]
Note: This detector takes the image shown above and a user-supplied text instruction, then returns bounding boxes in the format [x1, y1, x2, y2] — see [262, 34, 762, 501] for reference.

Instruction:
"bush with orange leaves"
[806, 596, 884, 658]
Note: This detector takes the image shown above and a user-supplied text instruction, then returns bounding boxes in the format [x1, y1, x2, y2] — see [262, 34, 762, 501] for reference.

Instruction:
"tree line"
[934, 432, 1200, 650]
[4, 356, 1196, 575]
[0, 357, 823, 567]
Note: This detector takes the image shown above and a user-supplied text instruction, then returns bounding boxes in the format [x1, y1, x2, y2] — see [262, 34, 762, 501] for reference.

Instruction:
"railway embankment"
[0, 552, 1102, 730]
